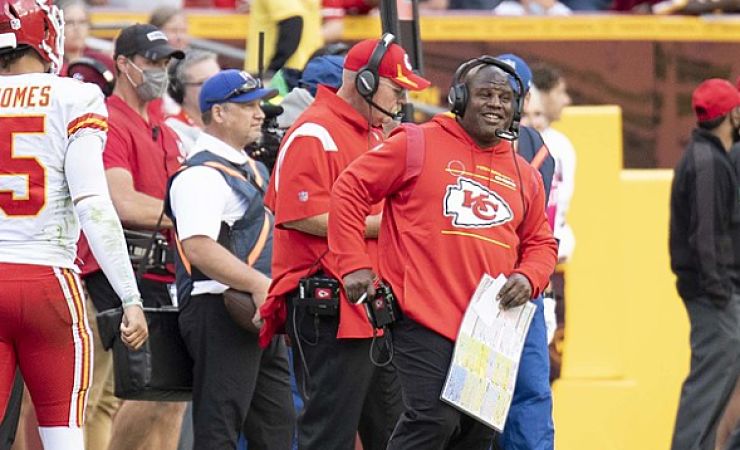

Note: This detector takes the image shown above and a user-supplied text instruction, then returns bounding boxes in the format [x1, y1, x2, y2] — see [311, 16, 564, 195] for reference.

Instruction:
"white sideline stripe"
[52, 268, 89, 427]
[72, 271, 92, 426]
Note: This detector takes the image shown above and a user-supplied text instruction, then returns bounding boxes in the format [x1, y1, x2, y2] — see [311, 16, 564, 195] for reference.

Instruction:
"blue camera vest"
[164, 150, 273, 305]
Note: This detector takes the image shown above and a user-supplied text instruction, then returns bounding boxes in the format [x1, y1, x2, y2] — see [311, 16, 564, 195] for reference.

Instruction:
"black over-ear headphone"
[67, 56, 116, 97]
[448, 55, 525, 141]
[167, 57, 185, 104]
[355, 33, 396, 100]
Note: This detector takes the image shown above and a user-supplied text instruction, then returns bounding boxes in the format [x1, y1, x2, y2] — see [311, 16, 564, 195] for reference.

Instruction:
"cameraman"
[259, 37, 430, 450]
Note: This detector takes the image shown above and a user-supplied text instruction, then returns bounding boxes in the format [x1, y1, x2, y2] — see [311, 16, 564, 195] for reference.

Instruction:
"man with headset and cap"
[328, 56, 558, 449]
[259, 35, 429, 450]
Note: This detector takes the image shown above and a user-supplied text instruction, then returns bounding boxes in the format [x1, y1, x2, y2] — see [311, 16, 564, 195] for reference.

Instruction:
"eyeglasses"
[380, 78, 407, 100]
[205, 75, 262, 103]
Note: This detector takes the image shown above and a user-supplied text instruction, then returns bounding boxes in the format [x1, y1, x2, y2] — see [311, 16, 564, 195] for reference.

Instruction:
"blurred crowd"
[78, 0, 740, 21]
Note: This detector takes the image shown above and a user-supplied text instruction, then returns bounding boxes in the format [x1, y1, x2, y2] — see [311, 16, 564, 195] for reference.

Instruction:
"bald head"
[463, 64, 511, 91]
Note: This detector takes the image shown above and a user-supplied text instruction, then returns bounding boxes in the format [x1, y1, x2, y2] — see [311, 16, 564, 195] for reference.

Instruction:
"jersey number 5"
[0, 116, 46, 217]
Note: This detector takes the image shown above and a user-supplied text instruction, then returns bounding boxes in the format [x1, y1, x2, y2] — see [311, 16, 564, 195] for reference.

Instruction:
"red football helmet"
[0, 0, 64, 74]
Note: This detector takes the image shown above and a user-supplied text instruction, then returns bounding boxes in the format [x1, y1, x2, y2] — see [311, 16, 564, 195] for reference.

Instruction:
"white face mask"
[126, 60, 168, 101]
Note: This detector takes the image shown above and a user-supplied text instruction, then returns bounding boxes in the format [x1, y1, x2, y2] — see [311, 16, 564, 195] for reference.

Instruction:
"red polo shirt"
[77, 95, 182, 279]
[259, 86, 383, 347]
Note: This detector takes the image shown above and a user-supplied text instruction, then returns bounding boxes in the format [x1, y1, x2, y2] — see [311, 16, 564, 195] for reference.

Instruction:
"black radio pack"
[363, 283, 398, 329]
[124, 228, 171, 275]
[298, 275, 340, 316]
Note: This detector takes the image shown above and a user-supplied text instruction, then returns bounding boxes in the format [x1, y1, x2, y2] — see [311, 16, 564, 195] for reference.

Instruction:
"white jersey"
[0, 73, 108, 269]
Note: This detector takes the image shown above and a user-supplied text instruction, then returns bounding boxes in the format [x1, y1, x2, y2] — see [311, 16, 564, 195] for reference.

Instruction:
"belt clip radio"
[364, 283, 398, 329]
[298, 275, 340, 316]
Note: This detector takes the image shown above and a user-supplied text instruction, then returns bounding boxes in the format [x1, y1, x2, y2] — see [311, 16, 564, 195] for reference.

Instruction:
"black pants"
[672, 295, 740, 450]
[287, 297, 402, 450]
[179, 292, 294, 450]
[387, 316, 496, 450]
[0, 369, 22, 450]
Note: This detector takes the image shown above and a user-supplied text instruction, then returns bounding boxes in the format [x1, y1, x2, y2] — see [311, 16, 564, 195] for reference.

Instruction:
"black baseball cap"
[114, 24, 185, 61]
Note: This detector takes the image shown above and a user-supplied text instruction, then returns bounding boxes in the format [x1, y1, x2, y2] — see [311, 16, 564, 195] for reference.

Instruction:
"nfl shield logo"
[298, 191, 309, 202]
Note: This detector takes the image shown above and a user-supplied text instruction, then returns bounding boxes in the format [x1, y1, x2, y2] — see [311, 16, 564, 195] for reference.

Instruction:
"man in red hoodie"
[329, 58, 558, 449]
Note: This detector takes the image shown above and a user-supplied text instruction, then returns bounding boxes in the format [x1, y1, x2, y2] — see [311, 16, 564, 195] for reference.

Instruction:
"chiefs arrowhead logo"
[444, 177, 513, 228]
[403, 54, 413, 71]
[314, 288, 331, 299]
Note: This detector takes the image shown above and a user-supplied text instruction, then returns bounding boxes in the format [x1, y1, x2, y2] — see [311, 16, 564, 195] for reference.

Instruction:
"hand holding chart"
[440, 273, 536, 431]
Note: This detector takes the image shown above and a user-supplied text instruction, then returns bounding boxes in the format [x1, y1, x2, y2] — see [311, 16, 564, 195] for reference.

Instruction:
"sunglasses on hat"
[205, 75, 262, 103]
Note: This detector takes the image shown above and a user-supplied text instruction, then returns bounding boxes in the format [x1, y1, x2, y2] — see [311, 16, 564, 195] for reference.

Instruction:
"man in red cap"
[670, 78, 740, 450]
[259, 34, 429, 450]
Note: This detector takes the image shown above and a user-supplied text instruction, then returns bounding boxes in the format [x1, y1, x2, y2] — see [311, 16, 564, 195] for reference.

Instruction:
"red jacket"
[259, 86, 383, 347]
[328, 114, 558, 341]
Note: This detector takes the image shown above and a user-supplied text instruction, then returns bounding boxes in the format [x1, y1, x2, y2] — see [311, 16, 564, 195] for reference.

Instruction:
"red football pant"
[0, 263, 92, 428]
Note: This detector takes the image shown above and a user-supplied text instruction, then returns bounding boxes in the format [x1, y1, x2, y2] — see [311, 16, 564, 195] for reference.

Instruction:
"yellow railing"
[89, 12, 740, 42]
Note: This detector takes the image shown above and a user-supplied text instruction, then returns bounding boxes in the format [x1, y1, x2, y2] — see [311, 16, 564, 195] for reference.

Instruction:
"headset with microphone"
[448, 56, 525, 141]
[355, 33, 402, 121]
[167, 57, 186, 105]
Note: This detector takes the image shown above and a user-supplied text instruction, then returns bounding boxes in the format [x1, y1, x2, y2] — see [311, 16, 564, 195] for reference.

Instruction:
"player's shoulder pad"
[55, 77, 106, 109]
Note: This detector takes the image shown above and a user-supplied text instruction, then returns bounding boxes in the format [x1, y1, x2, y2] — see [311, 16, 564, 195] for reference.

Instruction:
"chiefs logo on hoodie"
[444, 177, 514, 228]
